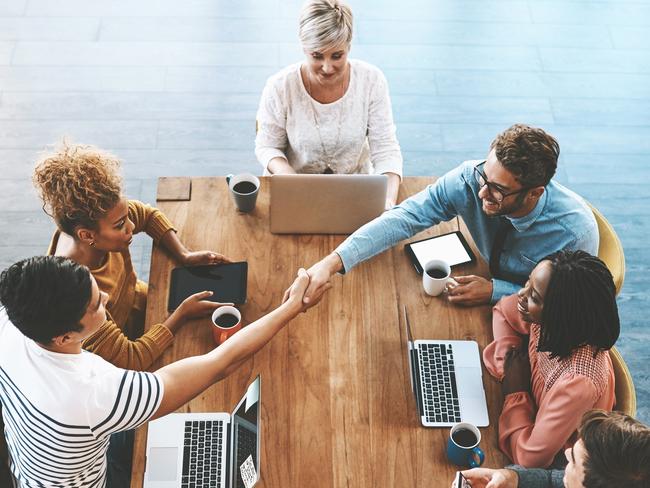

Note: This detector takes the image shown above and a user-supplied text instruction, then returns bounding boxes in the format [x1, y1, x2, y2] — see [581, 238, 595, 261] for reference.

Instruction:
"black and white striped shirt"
[0, 310, 163, 487]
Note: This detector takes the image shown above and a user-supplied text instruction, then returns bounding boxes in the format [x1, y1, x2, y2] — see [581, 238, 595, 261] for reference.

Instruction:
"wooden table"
[131, 177, 507, 488]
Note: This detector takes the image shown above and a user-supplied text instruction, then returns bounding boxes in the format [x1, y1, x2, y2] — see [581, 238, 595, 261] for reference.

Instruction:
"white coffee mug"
[422, 259, 451, 297]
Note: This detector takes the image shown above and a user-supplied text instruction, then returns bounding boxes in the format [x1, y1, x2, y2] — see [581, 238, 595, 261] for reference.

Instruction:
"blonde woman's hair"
[299, 0, 353, 52]
[33, 141, 123, 236]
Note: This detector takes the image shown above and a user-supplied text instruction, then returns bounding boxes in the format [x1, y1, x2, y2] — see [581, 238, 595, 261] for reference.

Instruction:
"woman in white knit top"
[255, 0, 403, 208]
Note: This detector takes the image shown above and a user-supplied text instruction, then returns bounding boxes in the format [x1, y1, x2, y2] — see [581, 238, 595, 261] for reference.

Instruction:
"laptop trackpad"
[147, 447, 178, 481]
[456, 368, 484, 397]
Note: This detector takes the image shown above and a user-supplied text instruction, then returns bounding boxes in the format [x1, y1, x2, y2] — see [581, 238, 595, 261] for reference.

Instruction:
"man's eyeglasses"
[473, 161, 529, 203]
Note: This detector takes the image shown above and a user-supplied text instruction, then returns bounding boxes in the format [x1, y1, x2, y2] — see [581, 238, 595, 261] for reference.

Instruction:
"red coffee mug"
[211, 306, 242, 345]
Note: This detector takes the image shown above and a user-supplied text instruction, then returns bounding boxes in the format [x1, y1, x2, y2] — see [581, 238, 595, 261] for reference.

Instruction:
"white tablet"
[404, 231, 476, 274]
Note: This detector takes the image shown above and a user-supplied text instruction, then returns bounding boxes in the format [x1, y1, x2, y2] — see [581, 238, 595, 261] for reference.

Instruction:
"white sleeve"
[87, 369, 164, 439]
[367, 70, 403, 178]
[255, 79, 289, 172]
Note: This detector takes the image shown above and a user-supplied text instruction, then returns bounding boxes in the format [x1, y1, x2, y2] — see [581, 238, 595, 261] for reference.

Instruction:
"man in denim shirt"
[303, 124, 598, 306]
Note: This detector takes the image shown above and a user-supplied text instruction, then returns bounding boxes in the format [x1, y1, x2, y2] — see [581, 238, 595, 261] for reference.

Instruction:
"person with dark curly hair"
[301, 124, 599, 308]
[33, 142, 232, 370]
[482, 250, 620, 468]
[455, 410, 650, 487]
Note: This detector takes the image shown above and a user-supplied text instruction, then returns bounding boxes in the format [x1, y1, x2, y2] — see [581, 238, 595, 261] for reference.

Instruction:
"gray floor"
[0, 1, 648, 423]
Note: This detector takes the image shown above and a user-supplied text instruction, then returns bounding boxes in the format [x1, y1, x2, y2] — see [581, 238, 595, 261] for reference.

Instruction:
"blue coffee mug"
[447, 422, 485, 468]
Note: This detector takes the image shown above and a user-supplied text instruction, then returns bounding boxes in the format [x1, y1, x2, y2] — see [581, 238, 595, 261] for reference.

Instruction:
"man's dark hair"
[579, 410, 650, 487]
[537, 250, 619, 359]
[490, 123, 559, 188]
[0, 256, 91, 344]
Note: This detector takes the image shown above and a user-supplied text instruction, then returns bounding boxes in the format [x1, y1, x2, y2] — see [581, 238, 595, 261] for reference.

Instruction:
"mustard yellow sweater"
[48, 200, 176, 371]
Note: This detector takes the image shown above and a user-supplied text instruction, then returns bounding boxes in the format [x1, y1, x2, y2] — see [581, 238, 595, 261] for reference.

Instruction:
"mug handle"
[226, 174, 234, 185]
[468, 447, 485, 468]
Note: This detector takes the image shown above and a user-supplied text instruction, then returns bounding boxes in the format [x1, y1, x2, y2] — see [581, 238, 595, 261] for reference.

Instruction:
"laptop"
[269, 174, 387, 234]
[144, 376, 261, 488]
[402, 306, 489, 427]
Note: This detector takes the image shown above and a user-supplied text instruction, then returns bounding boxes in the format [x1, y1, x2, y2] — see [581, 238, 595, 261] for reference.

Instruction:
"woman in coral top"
[483, 250, 620, 469]
[34, 142, 232, 370]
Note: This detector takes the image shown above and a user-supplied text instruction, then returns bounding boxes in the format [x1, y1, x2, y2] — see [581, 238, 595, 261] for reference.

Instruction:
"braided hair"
[537, 250, 620, 359]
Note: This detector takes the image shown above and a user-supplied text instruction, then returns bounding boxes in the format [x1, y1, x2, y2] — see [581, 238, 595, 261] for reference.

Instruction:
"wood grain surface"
[130, 176, 507, 488]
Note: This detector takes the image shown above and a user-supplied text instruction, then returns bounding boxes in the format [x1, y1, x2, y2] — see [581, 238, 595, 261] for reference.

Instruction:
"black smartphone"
[454, 471, 471, 488]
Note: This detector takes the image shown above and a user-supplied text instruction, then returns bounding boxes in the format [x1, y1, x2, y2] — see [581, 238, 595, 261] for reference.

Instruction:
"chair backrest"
[587, 202, 625, 295]
[610, 346, 637, 417]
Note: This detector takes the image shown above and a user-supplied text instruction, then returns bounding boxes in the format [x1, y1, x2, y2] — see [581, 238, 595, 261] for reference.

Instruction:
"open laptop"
[144, 376, 261, 488]
[402, 306, 489, 427]
[269, 174, 387, 234]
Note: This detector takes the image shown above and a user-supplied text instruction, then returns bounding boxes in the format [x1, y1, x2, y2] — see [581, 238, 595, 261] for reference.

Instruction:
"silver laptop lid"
[269, 174, 387, 234]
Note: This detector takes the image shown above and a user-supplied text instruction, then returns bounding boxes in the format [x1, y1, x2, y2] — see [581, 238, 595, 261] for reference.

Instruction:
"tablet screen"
[168, 262, 248, 311]
[409, 233, 472, 268]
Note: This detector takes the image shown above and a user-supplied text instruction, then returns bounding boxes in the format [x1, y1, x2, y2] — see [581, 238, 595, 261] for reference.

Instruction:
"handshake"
[282, 251, 497, 309]
[280, 265, 335, 314]
[280, 253, 344, 313]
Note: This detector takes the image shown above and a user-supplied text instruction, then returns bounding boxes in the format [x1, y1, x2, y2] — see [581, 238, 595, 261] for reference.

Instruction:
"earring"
[90, 241, 95, 247]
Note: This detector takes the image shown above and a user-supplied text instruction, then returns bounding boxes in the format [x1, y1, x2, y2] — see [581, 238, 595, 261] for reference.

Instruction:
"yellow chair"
[587, 203, 625, 295]
[610, 346, 637, 417]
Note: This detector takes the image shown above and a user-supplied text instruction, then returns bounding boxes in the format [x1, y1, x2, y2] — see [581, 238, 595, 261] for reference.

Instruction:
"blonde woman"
[34, 142, 232, 370]
[255, 0, 403, 209]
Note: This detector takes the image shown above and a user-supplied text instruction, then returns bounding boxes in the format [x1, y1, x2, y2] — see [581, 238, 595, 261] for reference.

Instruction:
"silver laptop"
[269, 174, 387, 234]
[144, 376, 261, 488]
[402, 307, 489, 427]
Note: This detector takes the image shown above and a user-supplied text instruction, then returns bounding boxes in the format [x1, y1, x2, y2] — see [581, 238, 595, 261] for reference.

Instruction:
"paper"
[239, 454, 257, 488]
[244, 378, 260, 412]
[411, 233, 472, 268]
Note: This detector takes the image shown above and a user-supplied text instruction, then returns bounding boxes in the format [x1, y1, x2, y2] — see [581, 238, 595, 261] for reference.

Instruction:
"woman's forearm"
[267, 157, 296, 175]
[384, 172, 401, 207]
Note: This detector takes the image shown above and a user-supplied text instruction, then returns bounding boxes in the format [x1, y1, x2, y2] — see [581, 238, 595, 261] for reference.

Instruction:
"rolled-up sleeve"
[367, 71, 403, 177]
[483, 294, 529, 380]
[83, 310, 174, 371]
[128, 200, 175, 243]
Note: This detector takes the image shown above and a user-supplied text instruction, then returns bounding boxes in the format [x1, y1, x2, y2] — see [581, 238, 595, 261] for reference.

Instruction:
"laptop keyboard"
[418, 343, 462, 424]
[182, 420, 224, 488]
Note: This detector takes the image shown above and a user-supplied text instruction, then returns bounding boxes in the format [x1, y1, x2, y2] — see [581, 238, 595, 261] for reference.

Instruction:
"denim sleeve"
[491, 278, 522, 304]
[508, 466, 565, 488]
[336, 166, 465, 272]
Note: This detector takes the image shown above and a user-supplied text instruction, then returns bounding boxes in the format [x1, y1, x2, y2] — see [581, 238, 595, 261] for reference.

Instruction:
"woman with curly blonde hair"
[33, 142, 232, 370]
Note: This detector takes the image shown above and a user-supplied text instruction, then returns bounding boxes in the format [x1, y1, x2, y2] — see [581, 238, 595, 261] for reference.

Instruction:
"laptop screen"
[230, 376, 261, 488]
[402, 306, 423, 416]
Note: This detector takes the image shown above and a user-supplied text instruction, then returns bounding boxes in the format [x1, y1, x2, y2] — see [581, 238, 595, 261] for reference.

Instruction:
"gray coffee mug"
[226, 173, 260, 213]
